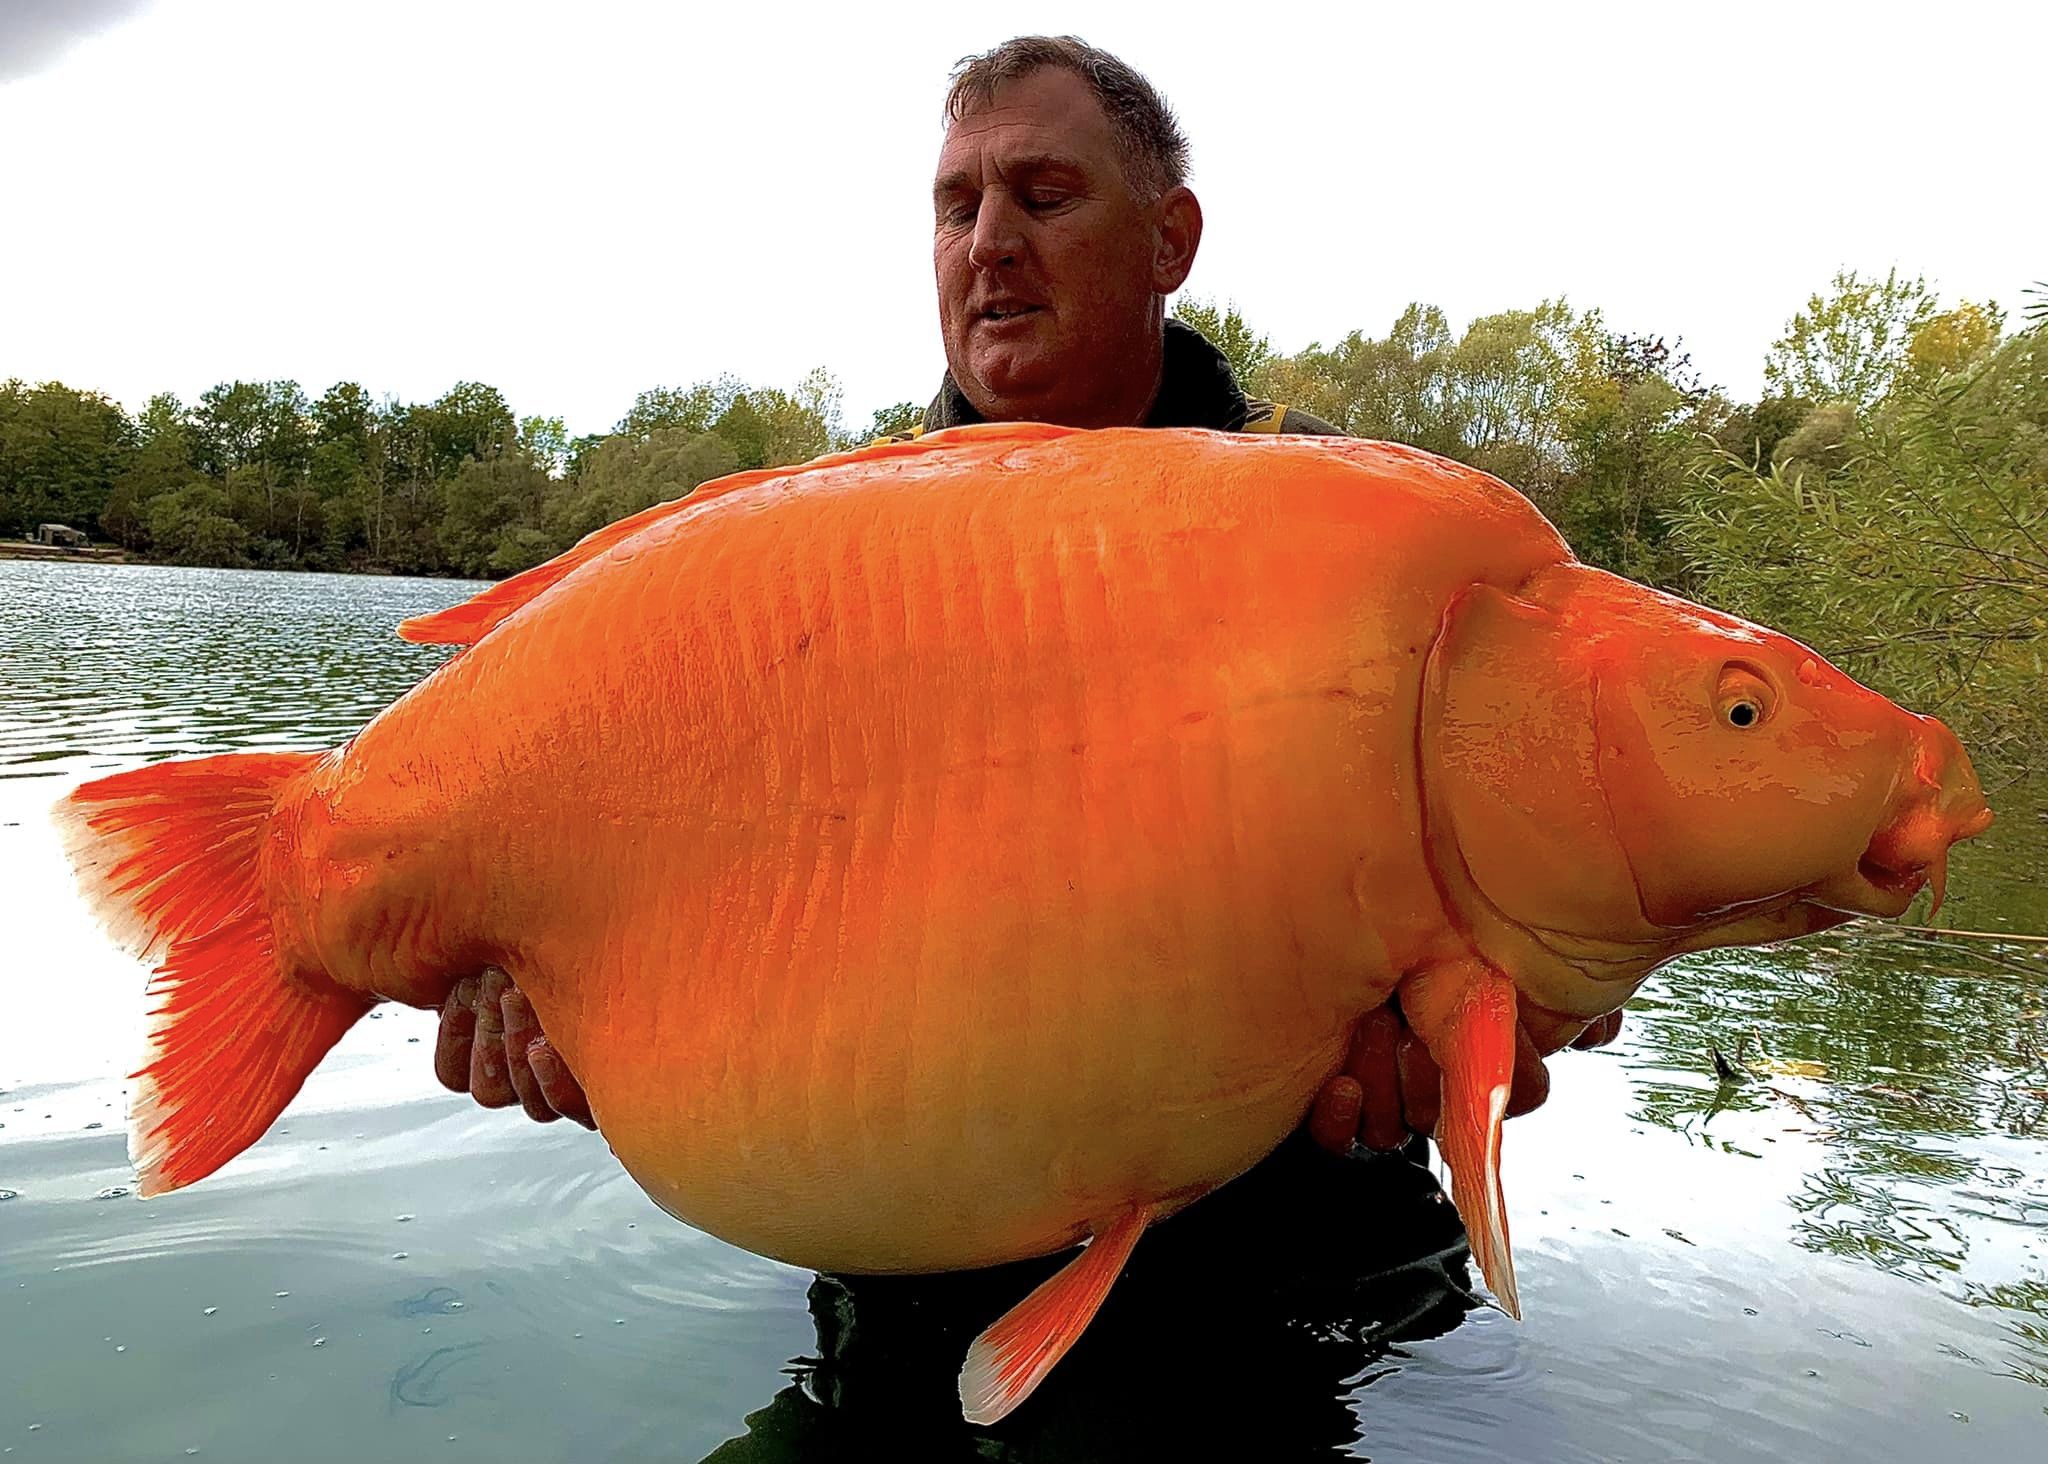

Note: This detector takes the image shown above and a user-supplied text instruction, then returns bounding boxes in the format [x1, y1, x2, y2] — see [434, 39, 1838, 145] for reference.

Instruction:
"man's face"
[933, 67, 1199, 427]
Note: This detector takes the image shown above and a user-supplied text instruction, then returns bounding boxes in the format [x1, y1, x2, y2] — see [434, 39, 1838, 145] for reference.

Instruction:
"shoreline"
[0, 546, 485, 581]
[0, 542, 129, 565]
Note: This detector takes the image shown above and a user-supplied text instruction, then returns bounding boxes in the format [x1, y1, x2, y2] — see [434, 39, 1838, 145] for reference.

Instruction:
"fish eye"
[1714, 663, 1776, 730]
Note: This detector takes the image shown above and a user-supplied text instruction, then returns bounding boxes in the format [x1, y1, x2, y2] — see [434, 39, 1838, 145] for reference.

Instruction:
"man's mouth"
[979, 302, 1044, 322]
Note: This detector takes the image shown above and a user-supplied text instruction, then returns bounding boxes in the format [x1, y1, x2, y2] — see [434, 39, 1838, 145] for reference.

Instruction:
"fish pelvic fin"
[57, 752, 372, 1198]
[397, 424, 1083, 647]
[958, 1204, 1151, 1427]
[1399, 960, 1522, 1319]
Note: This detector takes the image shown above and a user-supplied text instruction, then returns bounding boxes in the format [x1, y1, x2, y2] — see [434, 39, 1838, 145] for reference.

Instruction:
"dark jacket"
[894, 318, 1342, 439]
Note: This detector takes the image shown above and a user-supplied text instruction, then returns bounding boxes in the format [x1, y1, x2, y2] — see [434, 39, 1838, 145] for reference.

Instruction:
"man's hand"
[1306, 1005, 1624, 1155]
[433, 967, 594, 1129]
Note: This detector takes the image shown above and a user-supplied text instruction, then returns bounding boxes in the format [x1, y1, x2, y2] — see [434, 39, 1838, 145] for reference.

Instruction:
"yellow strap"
[1242, 403, 1288, 433]
[865, 413, 928, 448]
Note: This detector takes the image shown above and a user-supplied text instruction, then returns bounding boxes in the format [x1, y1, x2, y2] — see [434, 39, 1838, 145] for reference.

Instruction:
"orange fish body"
[253, 425, 1559, 1272]
[60, 424, 1993, 1424]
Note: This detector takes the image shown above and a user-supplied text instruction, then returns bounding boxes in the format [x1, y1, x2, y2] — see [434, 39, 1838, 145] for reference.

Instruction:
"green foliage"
[145, 481, 250, 566]
[0, 380, 136, 537]
[519, 416, 570, 477]
[617, 368, 841, 470]
[1763, 268, 1940, 410]
[1677, 304, 2047, 771]
[1251, 303, 1467, 457]
[0, 364, 844, 576]
[1709, 393, 1814, 474]
[710, 367, 842, 470]
[853, 401, 924, 443]
[617, 379, 737, 440]
[1552, 334, 1715, 586]
[1173, 297, 1273, 387]
[549, 428, 739, 545]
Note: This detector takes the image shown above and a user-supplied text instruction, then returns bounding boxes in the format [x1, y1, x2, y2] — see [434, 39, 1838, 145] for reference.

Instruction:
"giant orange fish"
[60, 425, 1991, 1424]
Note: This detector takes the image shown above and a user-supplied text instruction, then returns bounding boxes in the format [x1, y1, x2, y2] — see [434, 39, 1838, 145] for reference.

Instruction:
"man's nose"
[967, 193, 1025, 271]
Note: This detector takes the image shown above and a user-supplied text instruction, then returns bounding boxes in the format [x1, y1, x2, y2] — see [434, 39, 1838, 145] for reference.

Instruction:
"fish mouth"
[1838, 847, 1940, 918]
[1817, 802, 1994, 920]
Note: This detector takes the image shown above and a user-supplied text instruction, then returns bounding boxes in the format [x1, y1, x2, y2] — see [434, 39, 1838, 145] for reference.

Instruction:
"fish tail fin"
[57, 752, 372, 1198]
[959, 1206, 1150, 1426]
[1400, 961, 1521, 1319]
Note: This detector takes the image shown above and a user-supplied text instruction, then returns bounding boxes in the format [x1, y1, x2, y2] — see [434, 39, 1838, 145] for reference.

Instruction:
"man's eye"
[1025, 193, 1069, 210]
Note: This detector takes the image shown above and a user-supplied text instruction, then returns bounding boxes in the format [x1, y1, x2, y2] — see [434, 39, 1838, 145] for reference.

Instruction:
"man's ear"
[1151, 185, 1202, 294]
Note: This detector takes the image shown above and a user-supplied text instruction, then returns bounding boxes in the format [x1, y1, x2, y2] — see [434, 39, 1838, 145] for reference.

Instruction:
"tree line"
[3, 269, 2040, 767]
[0, 366, 911, 580]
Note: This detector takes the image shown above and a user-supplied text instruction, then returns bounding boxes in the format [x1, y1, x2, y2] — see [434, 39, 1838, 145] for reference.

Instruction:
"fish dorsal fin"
[395, 423, 1080, 647]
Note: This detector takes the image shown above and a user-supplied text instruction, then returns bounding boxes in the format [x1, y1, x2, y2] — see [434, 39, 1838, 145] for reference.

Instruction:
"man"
[434, 35, 1617, 1154]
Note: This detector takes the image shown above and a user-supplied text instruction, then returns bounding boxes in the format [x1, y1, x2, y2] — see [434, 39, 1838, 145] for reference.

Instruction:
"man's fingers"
[500, 987, 558, 1124]
[1506, 1020, 1551, 1118]
[1307, 1075, 1363, 1155]
[1571, 1010, 1624, 1050]
[1348, 1007, 1409, 1152]
[528, 1040, 597, 1130]
[1395, 1030, 1441, 1138]
[468, 968, 518, 1108]
[434, 977, 480, 1093]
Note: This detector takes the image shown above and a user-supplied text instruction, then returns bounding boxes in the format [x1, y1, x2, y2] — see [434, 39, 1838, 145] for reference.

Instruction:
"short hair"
[944, 35, 1191, 197]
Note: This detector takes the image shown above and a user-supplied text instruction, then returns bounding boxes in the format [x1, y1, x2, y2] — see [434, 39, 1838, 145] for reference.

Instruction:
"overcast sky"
[2, 1, 2040, 437]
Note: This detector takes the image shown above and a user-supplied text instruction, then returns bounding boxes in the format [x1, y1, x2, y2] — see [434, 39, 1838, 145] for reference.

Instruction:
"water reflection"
[0, 560, 465, 772]
[697, 1139, 1471, 1463]
[1621, 916, 2048, 1415]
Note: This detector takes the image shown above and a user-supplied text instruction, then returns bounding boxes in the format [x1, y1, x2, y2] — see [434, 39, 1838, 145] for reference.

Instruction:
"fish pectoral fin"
[958, 1205, 1151, 1427]
[1399, 959, 1522, 1319]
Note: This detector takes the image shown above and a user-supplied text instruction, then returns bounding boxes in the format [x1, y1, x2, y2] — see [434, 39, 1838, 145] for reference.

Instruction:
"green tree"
[1763, 268, 1939, 411]
[414, 381, 517, 478]
[100, 394, 196, 550]
[1552, 330, 1715, 585]
[0, 380, 135, 538]
[1173, 296, 1274, 387]
[519, 415, 570, 477]
[851, 401, 923, 444]
[439, 453, 557, 578]
[1253, 303, 1463, 453]
[550, 428, 738, 544]
[1708, 393, 1815, 474]
[145, 481, 250, 566]
[565, 433, 609, 480]
[309, 382, 388, 566]
[190, 379, 314, 556]
[617, 379, 740, 440]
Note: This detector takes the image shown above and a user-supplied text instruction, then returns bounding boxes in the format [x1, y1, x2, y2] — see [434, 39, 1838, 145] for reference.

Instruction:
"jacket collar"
[923, 318, 1250, 433]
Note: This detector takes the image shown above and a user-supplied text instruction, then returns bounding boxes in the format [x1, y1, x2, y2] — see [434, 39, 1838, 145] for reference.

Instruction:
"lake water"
[1, 559, 2043, 1462]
